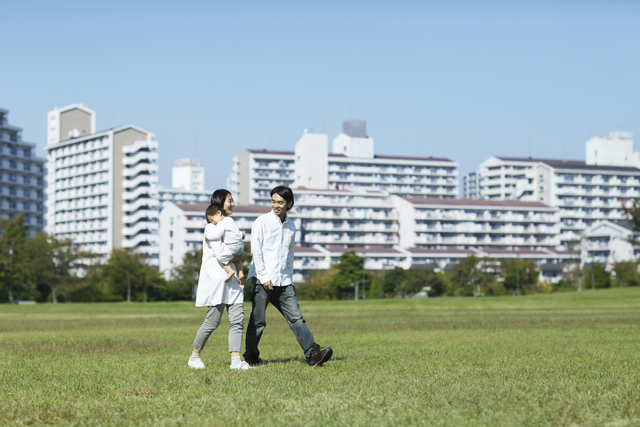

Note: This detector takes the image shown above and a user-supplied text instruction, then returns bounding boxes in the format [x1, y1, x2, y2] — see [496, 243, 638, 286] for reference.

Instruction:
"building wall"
[112, 128, 148, 249]
[0, 108, 46, 234]
[580, 221, 634, 268]
[394, 197, 560, 250]
[586, 131, 638, 167]
[294, 133, 328, 189]
[236, 150, 252, 205]
[172, 159, 205, 192]
[59, 108, 93, 142]
[47, 104, 96, 145]
[45, 133, 113, 255]
[45, 105, 159, 262]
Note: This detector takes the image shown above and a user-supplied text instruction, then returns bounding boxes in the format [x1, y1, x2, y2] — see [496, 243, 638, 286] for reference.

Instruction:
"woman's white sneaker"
[188, 358, 206, 369]
[230, 361, 253, 370]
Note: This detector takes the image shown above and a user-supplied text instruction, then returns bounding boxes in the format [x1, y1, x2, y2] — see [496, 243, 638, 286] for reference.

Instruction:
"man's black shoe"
[245, 356, 262, 367]
[307, 344, 333, 367]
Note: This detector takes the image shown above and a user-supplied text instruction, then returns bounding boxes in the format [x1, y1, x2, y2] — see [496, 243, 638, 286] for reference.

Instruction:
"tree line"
[3, 215, 640, 303]
[294, 251, 640, 300]
[0, 217, 197, 303]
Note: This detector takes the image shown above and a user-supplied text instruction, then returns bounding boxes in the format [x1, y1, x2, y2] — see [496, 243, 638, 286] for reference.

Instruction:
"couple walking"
[188, 186, 333, 370]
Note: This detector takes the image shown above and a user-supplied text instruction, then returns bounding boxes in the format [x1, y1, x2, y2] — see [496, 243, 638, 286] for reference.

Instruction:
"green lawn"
[1, 288, 640, 426]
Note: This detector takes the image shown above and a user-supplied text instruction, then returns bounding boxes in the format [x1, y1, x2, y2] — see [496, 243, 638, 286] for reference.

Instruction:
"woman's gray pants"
[193, 303, 244, 352]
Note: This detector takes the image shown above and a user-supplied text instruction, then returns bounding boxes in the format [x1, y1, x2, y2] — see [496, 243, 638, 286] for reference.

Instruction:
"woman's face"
[223, 193, 235, 216]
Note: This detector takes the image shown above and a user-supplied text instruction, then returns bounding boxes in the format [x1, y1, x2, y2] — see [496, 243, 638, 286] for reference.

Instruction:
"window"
[170, 243, 173, 251]
[169, 230, 173, 237]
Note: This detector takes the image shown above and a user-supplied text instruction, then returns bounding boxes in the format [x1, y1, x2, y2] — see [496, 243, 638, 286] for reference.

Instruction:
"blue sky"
[2, 0, 639, 191]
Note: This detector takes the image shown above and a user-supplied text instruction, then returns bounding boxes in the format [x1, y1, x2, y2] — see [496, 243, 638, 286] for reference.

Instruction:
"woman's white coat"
[195, 238, 244, 307]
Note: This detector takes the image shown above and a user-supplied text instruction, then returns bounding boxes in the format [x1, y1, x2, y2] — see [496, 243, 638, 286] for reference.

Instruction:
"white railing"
[124, 174, 158, 189]
[123, 163, 158, 177]
[123, 151, 158, 166]
[123, 221, 159, 236]
[122, 139, 159, 154]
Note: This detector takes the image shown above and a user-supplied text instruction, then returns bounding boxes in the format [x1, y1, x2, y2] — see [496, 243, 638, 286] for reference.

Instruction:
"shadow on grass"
[261, 355, 346, 366]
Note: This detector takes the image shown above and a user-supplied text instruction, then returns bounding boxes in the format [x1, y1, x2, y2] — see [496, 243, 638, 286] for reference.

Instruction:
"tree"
[583, 263, 612, 289]
[0, 217, 30, 303]
[106, 249, 163, 302]
[500, 258, 539, 294]
[445, 256, 494, 296]
[611, 261, 639, 287]
[396, 267, 447, 297]
[382, 267, 406, 297]
[36, 235, 91, 303]
[330, 251, 372, 299]
[623, 199, 640, 245]
[296, 267, 337, 300]
[170, 248, 203, 301]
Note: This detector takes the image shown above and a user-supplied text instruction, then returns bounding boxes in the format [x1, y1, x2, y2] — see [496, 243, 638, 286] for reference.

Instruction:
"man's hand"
[263, 281, 273, 291]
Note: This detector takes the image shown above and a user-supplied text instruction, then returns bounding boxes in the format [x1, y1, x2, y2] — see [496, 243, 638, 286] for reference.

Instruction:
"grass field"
[1, 288, 640, 426]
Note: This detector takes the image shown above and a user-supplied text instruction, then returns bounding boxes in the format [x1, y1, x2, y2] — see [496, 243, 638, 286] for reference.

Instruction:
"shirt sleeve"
[285, 226, 295, 277]
[204, 222, 224, 242]
[251, 217, 271, 284]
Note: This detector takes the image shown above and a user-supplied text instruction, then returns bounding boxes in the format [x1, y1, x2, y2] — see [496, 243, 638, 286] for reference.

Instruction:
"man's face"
[223, 194, 235, 216]
[271, 193, 291, 218]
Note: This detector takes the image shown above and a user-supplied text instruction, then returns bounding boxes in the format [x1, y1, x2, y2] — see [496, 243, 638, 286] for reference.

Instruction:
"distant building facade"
[45, 104, 159, 263]
[462, 171, 481, 198]
[228, 120, 459, 205]
[158, 158, 211, 206]
[478, 132, 640, 247]
[393, 196, 561, 251]
[580, 219, 639, 268]
[0, 108, 46, 234]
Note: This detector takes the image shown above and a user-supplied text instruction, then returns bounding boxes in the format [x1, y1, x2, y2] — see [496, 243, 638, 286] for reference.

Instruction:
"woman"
[187, 189, 251, 370]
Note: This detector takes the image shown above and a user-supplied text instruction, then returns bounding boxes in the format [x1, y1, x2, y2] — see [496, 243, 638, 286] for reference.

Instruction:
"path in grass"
[1, 288, 639, 426]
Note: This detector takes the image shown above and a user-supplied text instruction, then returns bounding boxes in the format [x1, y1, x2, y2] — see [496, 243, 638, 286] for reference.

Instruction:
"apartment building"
[45, 104, 160, 263]
[158, 158, 211, 206]
[478, 132, 640, 247]
[158, 202, 270, 278]
[580, 220, 639, 268]
[172, 158, 205, 192]
[0, 108, 46, 234]
[294, 187, 398, 247]
[228, 120, 458, 205]
[393, 196, 561, 250]
[462, 171, 481, 198]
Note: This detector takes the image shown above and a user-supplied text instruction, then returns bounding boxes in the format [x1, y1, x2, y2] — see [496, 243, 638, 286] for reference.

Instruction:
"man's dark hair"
[210, 189, 231, 212]
[270, 186, 294, 211]
[205, 204, 218, 223]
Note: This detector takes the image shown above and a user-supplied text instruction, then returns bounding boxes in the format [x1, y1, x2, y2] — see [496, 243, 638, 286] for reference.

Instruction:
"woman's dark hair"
[210, 189, 231, 212]
[205, 204, 218, 223]
[270, 186, 294, 211]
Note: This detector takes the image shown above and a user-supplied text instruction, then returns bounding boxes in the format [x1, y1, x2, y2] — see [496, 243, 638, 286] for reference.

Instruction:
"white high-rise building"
[478, 131, 640, 247]
[158, 158, 210, 206]
[172, 158, 205, 191]
[45, 104, 160, 263]
[0, 108, 46, 234]
[229, 120, 459, 205]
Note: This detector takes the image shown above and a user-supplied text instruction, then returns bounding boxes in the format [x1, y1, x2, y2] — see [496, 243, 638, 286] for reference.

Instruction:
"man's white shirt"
[248, 211, 296, 287]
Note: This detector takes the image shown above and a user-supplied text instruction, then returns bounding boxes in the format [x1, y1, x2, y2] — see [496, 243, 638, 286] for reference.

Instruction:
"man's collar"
[270, 210, 287, 224]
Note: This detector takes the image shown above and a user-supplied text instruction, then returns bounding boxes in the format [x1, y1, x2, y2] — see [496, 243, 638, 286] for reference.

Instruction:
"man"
[243, 186, 333, 367]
